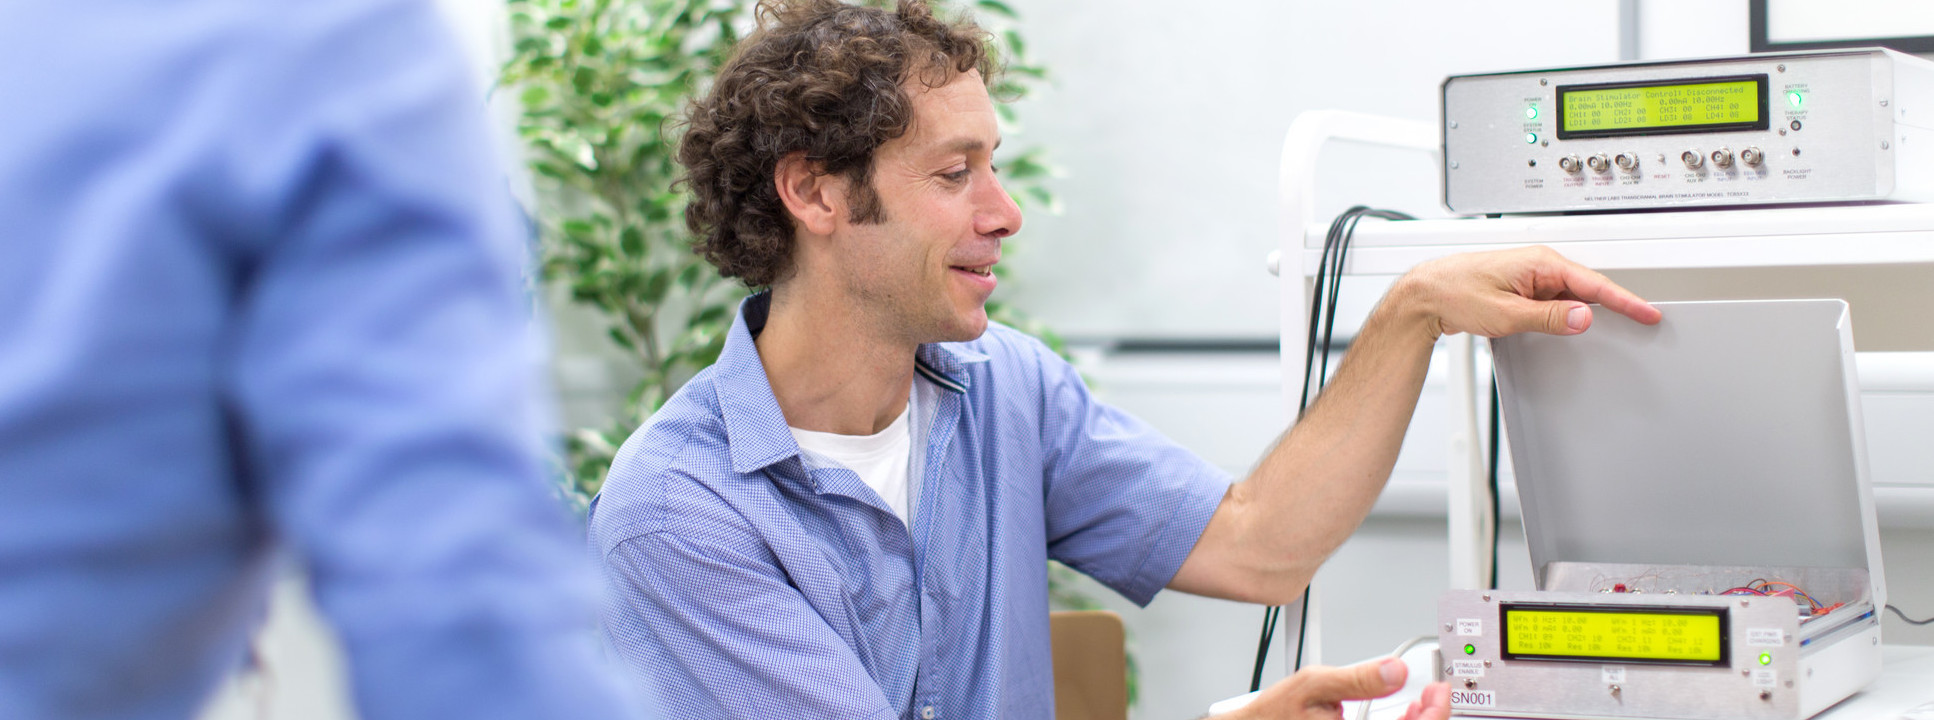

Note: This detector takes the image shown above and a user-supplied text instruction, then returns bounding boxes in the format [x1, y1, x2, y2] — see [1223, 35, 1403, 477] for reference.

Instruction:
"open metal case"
[1438, 300, 1885, 720]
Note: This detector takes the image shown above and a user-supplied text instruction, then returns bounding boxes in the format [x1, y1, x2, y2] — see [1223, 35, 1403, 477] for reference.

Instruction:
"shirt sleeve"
[1033, 339, 1233, 607]
[222, 2, 643, 718]
[601, 532, 900, 720]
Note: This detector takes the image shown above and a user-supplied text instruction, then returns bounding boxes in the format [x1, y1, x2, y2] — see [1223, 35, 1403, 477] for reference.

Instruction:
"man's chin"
[935, 309, 989, 343]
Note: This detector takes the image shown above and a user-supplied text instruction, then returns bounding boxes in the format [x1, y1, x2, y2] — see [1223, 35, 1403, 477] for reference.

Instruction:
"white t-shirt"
[789, 378, 939, 527]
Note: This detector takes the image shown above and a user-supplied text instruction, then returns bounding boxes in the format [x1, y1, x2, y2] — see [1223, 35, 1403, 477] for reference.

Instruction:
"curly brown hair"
[677, 0, 995, 288]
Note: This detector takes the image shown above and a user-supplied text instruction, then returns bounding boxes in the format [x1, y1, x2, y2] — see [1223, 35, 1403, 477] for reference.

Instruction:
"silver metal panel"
[1442, 48, 1934, 213]
[1490, 300, 1880, 588]
[1437, 589, 1880, 720]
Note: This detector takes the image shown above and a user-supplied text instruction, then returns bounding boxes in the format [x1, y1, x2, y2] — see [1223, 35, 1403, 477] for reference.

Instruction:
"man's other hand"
[1224, 657, 1449, 720]
[1395, 246, 1662, 339]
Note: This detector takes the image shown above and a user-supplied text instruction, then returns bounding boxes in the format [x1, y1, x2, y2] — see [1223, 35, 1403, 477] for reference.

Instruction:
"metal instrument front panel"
[1442, 49, 1933, 214]
[1438, 590, 1803, 720]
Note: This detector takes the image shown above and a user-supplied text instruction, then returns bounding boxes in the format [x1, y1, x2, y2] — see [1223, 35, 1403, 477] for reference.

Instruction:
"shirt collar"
[712, 291, 990, 475]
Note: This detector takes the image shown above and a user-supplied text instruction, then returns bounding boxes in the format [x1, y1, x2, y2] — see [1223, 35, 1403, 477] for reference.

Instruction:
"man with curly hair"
[590, 1, 1662, 718]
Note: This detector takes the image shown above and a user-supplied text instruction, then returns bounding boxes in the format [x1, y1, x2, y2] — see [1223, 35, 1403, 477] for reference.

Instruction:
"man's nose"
[978, 172, 1023, 239]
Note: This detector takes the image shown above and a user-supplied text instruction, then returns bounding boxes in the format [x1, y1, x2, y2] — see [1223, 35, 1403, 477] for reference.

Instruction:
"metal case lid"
[1492, 300, 1884, 605]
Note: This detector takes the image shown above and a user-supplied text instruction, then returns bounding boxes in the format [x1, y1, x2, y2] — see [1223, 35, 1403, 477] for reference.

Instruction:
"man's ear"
[775, 152, 842, 237]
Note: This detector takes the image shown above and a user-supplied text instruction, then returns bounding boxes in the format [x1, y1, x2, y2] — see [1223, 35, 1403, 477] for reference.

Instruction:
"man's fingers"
[1298, 658, 1406, 706]
[1398, 683, 1452, 720]
[1491, 295, 1589, 337]
[1545, 257, 1661, 326]
[1415, 683, 1452, 720]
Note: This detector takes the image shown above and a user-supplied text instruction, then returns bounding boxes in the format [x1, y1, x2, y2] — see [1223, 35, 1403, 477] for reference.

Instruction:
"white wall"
[996, 0, 1623, 342]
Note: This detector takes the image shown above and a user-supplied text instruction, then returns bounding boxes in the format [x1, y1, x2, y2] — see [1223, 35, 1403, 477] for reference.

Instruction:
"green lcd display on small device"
[1558, 75, 1768, 139]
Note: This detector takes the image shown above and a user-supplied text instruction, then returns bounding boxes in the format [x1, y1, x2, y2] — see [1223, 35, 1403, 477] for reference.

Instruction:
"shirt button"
[921, 706, 936, 719]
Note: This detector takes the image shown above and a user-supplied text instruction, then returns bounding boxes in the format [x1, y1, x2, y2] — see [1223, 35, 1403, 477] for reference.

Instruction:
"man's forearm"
[1171, 246, 1658, 603]
[1178, 277, 1441, 603]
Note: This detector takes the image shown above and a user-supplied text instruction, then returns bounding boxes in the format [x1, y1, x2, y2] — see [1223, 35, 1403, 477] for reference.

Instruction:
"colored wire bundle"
[1718, 579, 1840, 616]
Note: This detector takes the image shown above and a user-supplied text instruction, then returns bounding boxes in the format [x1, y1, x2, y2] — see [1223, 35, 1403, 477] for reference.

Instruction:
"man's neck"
[756, 284, 918, 436]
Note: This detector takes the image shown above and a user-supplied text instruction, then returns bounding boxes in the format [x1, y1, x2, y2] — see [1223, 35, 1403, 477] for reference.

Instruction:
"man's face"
[828, 69, 1022, 344]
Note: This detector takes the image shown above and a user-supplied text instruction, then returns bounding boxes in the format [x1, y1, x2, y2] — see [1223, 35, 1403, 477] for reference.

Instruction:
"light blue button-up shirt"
[592, 292, 1231, 719]
[0, 1, 644, 718]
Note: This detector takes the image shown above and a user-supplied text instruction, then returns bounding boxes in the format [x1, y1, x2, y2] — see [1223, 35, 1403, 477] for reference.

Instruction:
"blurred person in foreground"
[0, 0, 646, 717]
[588, 1, 1661, 719]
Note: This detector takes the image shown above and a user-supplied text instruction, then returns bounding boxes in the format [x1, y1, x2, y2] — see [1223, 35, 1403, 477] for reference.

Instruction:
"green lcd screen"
[1557, 75, 1768, 139]
[1499, 603, 1729, 666]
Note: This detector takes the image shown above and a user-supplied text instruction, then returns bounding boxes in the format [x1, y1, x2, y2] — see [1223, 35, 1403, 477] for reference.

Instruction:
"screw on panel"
[1444, 623, 1454, 631]
[1450, 121, 1459, 129]
[1465, 679, 1478, 689]
[1446, 667, 1455, 676]
[1541, 140, 1550, 147]
[1881, 99, 1890, 107]
[1777, 64, 1786, 72]
[1761, 690, 1774, 701]
[1484, 660, 1493, 668]
[1882, 141, 1891, 150]
[1540, 79, 1549, 86]
[1609, 685, 1621, 697]
[1451, 161, 1461, 169]
[1482, 594, 1492, 602]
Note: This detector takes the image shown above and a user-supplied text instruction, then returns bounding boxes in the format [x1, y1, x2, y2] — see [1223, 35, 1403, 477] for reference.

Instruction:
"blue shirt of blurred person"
[0, 1, 645, 718]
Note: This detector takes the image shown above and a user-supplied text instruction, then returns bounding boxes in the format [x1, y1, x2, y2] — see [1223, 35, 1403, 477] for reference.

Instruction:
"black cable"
[1248, 206, 1413, 692]
[1487, 377, 1501, 591]
[1888, 604, 1934, 625]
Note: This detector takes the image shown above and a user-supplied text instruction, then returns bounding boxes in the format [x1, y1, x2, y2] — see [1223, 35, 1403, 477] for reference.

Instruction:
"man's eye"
[942, 169, 971, 183]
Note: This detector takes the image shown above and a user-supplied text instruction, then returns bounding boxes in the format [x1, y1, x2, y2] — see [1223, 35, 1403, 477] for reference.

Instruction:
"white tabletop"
[1213, 644, 1934, 719]
[1452, 645, 1934, 720]
[1818, 645, 1934, 720]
